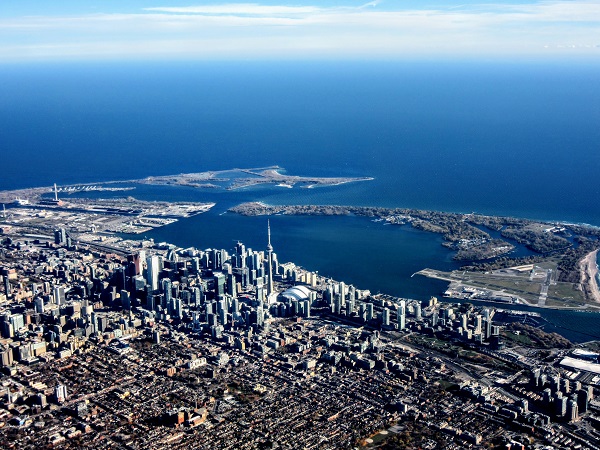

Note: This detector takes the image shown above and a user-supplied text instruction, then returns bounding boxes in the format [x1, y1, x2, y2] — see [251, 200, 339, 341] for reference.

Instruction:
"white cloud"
[0, 1, 598, 61]
[143, 1, 383, 15]
[144, 4, 322, 15]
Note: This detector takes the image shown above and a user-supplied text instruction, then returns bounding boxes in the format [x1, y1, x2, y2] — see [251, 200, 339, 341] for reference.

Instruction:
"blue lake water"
[1, 60, 600, 341]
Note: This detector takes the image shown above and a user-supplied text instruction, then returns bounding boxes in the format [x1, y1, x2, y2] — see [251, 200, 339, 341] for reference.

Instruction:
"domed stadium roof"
[280, 285, 312, 301]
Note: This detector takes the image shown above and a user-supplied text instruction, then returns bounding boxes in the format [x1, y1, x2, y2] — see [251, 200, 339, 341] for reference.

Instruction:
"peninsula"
[136, 166, 374, 190]
[0, 166, 374, 203]
[0, 167, 373, 205]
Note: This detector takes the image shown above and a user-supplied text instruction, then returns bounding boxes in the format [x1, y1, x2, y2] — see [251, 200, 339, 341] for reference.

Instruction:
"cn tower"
[266, 220, 274, 295]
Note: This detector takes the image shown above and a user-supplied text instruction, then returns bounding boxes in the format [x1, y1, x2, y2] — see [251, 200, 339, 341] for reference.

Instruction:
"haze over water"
[1, 61, 600, 341]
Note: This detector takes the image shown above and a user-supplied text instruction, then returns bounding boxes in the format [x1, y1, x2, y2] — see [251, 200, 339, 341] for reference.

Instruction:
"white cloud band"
[0, 1, 598, 61]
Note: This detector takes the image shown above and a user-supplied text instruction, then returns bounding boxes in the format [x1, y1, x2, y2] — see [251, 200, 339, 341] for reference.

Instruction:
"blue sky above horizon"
[1, 1, 599, 62]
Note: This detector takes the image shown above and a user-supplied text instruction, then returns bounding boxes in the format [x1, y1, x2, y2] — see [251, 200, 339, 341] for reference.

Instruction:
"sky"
[0, 0, 599, 61]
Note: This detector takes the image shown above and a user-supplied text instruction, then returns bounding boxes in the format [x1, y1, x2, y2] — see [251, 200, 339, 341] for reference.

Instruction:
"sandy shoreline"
[581, 249, 600, 304]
